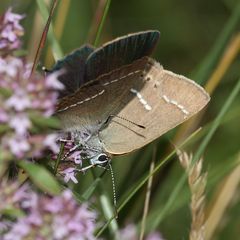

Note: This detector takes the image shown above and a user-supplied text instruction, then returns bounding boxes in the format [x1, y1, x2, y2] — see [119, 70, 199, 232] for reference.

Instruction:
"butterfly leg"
[61, 144, 83, 161]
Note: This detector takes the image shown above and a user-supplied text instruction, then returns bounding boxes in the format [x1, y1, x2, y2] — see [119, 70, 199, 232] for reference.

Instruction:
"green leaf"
[82, 177, 101, 200]
[29, 114, 61, 129]
[18, 161, 61, 195]
[0, 87, 12, 97]
[0, 124, 10, 134]
[1, 208, 25, 218]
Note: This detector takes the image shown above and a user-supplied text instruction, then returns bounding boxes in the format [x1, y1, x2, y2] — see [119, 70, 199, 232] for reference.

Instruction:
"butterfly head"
[63, 129, 111, 169]
[90, 153, 111, 167]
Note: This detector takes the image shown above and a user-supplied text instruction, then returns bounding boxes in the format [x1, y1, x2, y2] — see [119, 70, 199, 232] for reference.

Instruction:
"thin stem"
[44, 0, 70, 67]
[54, 142, 64, 175]
[87, 0, 107, 44]
[93, 0, 111, 47]
[30, 0, 59, 77]
[139, 146, 156, 240]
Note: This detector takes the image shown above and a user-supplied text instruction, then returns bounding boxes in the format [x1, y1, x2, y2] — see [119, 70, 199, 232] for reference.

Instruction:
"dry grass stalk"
[139, 147, 156, 240]
[205, 154, 240, 239]
[177, 150, 207, 240]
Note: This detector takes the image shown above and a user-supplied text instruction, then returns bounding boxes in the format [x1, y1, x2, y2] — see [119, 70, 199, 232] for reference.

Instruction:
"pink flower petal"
[6, 90, 31, 111]
[8, 137, 30, 157]
[62, 168, 78, 184]
[9, 114, 31, 135]
[44, 134, 59, 153]
[0, 109, 9, 122]
[45, 71, 65, 90]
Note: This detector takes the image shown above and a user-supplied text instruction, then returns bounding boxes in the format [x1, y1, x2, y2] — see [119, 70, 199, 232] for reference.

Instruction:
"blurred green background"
[1, 0, 240, 239]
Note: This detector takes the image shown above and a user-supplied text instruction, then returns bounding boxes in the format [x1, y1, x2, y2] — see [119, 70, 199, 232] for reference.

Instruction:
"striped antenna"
[109, 164, 118, 218]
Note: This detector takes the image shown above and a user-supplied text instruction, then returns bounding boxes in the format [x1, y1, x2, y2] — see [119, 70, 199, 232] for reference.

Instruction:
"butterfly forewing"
[99, 61, 210, 155]
[51, 45, 95, 98]
[56, 57, 153, 132]
[85, 30, 160, 82]
[52, 31, 159, 99]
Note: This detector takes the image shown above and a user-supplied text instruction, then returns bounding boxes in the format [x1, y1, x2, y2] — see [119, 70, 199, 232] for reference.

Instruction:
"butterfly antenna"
[109, 164, 118, 218]
[108, 115, 145, 129]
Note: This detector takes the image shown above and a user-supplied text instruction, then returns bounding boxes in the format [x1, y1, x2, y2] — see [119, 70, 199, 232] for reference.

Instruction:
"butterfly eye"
[95, 153, 109, 167]
[98, 154, 108, 162]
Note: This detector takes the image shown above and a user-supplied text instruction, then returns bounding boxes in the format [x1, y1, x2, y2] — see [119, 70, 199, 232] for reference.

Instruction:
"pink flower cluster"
[0, 8, 24, 52]
[1, 187, 98, 240]
[0, 9, 64, 159]
[0, 179, 30, 213]
[0, 179, 164, 240]
[0, 179, 31, 234]
[0, 56, 64, 158]
[55, 135, 84, 184]
[55, 130, 100, 184]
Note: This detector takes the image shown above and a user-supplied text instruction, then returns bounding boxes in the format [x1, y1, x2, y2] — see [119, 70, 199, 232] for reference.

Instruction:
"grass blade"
[44, 0, 71, 67]
[31, 0, 60, 76]
[93, 0, 111, 47]
[19, 161, 61, 195]
[193, 2, 240, 84]
[36, 0, 63, 61]
[139, 147, 156, 240]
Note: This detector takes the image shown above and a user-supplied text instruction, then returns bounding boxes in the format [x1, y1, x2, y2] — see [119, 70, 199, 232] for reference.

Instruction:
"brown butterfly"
[53, 31, 210, 168]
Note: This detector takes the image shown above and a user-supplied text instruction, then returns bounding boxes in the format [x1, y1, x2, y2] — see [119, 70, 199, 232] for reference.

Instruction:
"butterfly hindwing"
[99, 60, 210, 155]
